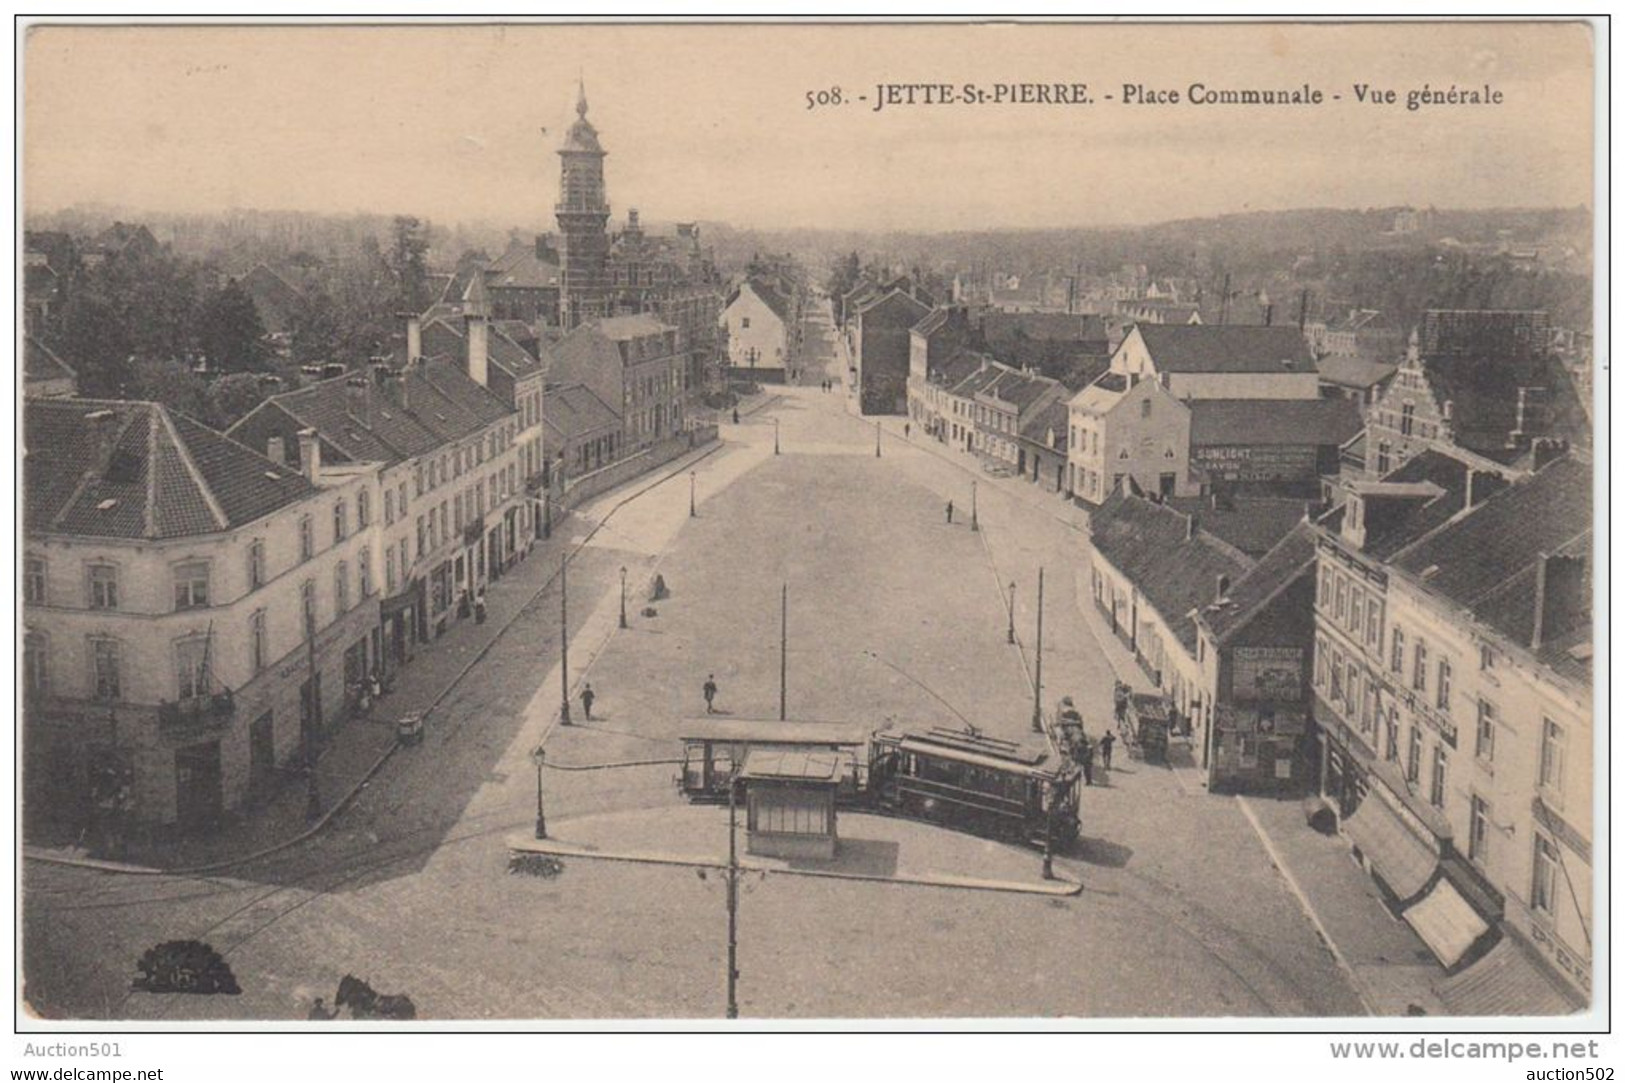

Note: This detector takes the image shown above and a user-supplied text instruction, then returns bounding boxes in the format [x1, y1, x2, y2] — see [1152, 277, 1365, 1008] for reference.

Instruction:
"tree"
[132, 358, 209, 421]
[288, 287, 343, 366]
[53, 292, 132, 398]
[205, 372, 270, 428]
[388, 215, 431, 312]
[196, 279, 270, 372]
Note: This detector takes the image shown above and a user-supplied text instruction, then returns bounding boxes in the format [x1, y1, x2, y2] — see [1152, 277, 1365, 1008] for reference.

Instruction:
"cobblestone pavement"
[22, 381, 1372, 1022]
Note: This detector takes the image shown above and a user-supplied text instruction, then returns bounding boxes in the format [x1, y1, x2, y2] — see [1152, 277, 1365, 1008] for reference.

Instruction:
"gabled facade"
[852, 288, 931, 416]
[1112, 323, 1320, 401]
[1067, 372, 1194, 505]
[722, 278, 793, 379]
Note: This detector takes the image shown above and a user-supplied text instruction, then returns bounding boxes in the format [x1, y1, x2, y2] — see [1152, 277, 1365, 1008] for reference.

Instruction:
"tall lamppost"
[532, 746, 548, 840]
[1031, 567, 1045, 734]
[875, 420, 882, 458]
[619, 565, 628, 629]
[971, 480, 980, 532]
[1007, 580, 1017, 645]
[559, 554, 571, 725]
[725, 764, 741, 1019]
[778, 583, 789, 722]
[773, 417, 781, 456]
[690, 470, 697, 517]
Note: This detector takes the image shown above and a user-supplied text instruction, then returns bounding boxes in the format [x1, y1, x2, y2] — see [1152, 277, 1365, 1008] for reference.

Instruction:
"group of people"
[571, 674, 721, 724]
[1073, 728, 1114, 786]
[818, 378, 836, 393]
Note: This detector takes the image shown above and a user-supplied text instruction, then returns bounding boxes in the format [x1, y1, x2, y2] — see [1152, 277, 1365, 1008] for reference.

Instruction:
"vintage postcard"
[16, 18, 1600, 1045]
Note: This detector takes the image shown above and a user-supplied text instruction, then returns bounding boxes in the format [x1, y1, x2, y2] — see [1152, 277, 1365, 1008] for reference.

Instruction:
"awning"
[1403, 877, 1490, 968]
[1342, 793, 1437, 901]
[1438, 936, 1586, 1017]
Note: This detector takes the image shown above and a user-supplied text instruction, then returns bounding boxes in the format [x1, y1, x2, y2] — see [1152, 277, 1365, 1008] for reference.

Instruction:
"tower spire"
[576, 75, 588, 118]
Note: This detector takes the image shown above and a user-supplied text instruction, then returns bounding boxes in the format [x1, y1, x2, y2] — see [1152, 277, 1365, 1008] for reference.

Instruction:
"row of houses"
[22, 267, 718, 840]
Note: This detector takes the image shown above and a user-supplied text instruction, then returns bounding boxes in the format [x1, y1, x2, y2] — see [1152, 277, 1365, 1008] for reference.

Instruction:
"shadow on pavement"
[1073, 835, 1133, 869]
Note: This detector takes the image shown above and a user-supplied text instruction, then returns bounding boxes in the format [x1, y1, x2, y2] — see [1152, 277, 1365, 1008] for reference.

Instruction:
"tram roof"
[882, 725, 1051, 764]
[678, 718, 869, 746]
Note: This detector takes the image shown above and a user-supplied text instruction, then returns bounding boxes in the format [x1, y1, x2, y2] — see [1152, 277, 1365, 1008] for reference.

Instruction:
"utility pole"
[1031, 567, 1045, 734]
[619, 565, 628, 629]
[726, 768, 741, 1019]
[559, 554, 571, 725]
[971, 480, 979, 532]
[1007, 580, 1017, 645]
[690, 470, 697, 517]
[1219, 272, 1231, 326]
[774, 417, 781, 456]
[875, 420, 882, 458]
[779, 583, 788, 722]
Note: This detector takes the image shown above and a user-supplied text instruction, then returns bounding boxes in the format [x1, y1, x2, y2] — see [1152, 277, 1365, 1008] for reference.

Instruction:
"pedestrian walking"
[904, 421, 911, 439]
[945, 500, 954, 524]
[732, 407, 740, 424]
[703, 674, 719, 714]
[1099, 731, 1115, 773]
[580, 683, 595, 721]
[1077, 734, 1095, 786]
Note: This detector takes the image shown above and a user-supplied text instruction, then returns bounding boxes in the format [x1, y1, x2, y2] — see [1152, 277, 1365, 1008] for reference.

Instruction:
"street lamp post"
[559, 555, 571, 725]
[726, 766, 741, 1019]
[971, 480, 980, 532]
[779, 583, 788, 722]
[1007, 581, 1017, 645]
[1032, 567, 1045, 734]
[773, 417, 780, 456]
[619, 565, 628, 629]
[875, 420, 882, 458]
[532, 746, 548, 840]
[690, 470, 697, 517]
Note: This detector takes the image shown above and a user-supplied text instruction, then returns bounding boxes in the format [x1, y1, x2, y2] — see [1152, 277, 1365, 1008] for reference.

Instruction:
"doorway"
[248, 711, 275, 798]
[175, 741, 223, 828]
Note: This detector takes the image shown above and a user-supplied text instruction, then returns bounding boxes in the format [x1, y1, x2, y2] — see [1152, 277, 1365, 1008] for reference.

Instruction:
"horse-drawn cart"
[1120, 691, 1172, 764]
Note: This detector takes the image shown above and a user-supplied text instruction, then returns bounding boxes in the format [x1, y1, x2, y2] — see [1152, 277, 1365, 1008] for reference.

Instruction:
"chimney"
[406, 314, 422, 364]
[266, 435, 286, 465]
[345, 375, 371, 423]
[1532, 438, 1568, 472]
[297, 428, 322, 484]
[1215, 573, 1231, 601]
[1531, 552, 1586, 651]
[466, 310, 489, 387]
[1442, 399, 1454, 421]
[1186, 515, 1198, 541]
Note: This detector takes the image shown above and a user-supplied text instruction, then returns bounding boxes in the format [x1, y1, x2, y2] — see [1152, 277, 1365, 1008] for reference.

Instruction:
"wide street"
[22, 306, 1367, 1021]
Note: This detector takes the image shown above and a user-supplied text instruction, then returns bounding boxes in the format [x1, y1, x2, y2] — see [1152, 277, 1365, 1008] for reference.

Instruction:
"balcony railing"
[157, 690, 235, 732]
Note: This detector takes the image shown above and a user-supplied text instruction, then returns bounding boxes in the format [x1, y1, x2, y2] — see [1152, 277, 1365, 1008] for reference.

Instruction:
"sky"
[23, 21, 1596, 233]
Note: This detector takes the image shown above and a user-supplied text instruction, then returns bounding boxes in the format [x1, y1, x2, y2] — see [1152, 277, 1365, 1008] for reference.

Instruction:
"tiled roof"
[25, 336, 76, 382]
[1090, 492, 1255, 653]
[979, 312, 1108, 345]
[248, 359, 513, 467]
[987, 370, 1060, 411]
[1317, 353, 1399, 390]
[912, 307, 951, 336]
[947, 360, 1008, 399]
[932, 347, 989, 388]
[1199, 521, 1319, 642]
[594, 313, 672, 340]
[1167, 495, 1311, 557]
[1392, 456, 1591, 678]
[1420, 351, 1588, 456]
[742, 278, 793, 324]
[853, 287, 929, 320]
[543, 382, 621, 442]
[422, 317, 546, 380]
[487, 240, 561, 290]
[27, 399, 316, 540]
[1019, 399, 1069, 448]
[1189, 397, 1363, 447]
[1137, 324, 1314, 374]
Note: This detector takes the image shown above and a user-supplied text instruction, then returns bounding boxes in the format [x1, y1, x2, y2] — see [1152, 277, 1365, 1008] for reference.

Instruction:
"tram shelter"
[741, 748, 841, 861]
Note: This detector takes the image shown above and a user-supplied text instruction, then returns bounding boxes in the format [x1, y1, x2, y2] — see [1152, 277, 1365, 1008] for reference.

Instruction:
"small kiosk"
[740, 749, 841, 861]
